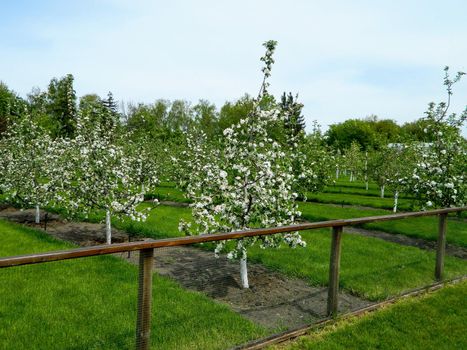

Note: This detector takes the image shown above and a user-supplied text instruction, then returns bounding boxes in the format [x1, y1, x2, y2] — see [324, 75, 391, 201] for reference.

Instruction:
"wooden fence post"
[327, 226, 343, 317]
[435, 213, 448, 281]
[136, 248, 154, 350]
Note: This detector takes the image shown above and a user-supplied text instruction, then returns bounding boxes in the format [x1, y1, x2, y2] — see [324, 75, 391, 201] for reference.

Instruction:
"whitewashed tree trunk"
[106, 210, 112, 245]
[240, 257, 249, 289]
[380, 185, 385, 198]
[336, 166, 339, 179]
[349, 171, 353, 182]
[393, 191, 399, 213]
[35, 204, 40, 224]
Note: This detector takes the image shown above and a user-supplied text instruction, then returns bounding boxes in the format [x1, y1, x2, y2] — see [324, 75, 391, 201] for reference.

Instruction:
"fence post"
[327, 225, 343, 317]
[136, 248, 155, 350]
[435, 213, 448, 281]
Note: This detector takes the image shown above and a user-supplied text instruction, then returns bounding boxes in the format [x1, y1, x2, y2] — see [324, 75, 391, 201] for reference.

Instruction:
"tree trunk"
[240, 257, 249, 289]
[349, 172, 353, 182]
[35, 204, 40, 224]
[336, 166, 339, 180]
[106, 210, 112, 245]
[365, 181, 369, 191]
[380, 185, 385, 198]
[393, 191, 399, 213]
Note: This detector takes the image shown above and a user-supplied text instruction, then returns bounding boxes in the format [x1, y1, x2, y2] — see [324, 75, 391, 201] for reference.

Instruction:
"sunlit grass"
[280, 281, 467, 350]
[298, 202, 467, 247]
[0, 219, 265, 350]
[112, 204, 467, 301]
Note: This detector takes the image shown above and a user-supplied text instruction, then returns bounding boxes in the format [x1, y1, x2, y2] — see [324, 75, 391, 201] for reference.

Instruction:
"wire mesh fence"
[0, 207, 465, 349]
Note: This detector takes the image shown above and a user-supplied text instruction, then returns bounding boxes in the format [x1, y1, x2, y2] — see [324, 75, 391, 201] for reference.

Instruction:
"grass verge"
[111, 204, 467, 301]
[298, 202, 467, 247]
[305, 192, 414, 211]
[0, 219, 264, 350]
[248, 229, 467, 301]
[279, 280, 467, 350]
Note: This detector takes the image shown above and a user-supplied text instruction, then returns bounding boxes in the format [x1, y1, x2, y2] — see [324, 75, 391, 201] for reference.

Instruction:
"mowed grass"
[331, 178, 384, 192]
[323, 182, 412, 199]
[149, 185, 416, 212]
[147, 184, 190, 203]
[305, 192, 414, 211]
[110, 204, 467, 301]
[0, 220, 264, 350]
[116, 203, 193, 239]
[280, 281, 467, 350]
[143, 182, 467, 246]
[248, 229, 467, 301]
[298, 202, 467, 247]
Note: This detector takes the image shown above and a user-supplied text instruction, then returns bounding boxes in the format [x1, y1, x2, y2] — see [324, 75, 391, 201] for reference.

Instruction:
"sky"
[1, 0, 466, 134]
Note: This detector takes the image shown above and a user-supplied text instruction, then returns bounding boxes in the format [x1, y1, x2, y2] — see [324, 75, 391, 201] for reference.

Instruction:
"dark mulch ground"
[116, 247, 372, 330]
[0, 207, 129, 246]
[345, 226, 467, 259]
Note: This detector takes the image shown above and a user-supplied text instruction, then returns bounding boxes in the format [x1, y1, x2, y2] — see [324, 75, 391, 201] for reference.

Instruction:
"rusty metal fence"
[0, 207, 465, 349]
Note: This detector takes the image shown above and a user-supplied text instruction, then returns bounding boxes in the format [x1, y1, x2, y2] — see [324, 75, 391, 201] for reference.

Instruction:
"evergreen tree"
[280, 92, 306, 141]
[102, 91, 118, 115]
[46, 74, 77, 138]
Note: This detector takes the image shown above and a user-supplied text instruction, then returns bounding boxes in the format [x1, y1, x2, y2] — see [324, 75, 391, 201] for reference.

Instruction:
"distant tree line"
[2, 74, 458, 152]
[324, 115, 447, 151]
[0, 65, 465, 220]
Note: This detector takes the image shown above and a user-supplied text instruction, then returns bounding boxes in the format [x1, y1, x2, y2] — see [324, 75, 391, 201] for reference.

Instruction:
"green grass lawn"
[332, 178, 382, 191]
[248, 229, 467, 301]
[305, 192, 415, 211]
[148, 186, 418, 212]
[45, 200, 467, 299]
[0, 219, 264, 350]
[116, 203, 193, 239]
[147, 184, 190, 203]
[279, 280, 467, 350]
[298, 202, 467, 247]
[146, 181, 415, 209]
[323, 182, 413, 199]
[1, 206, 466, 348]
[110, 204, 467, 301]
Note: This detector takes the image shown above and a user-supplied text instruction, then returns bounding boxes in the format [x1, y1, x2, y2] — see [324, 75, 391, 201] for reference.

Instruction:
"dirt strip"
[0, 206, 372, 330]
[344, 226, 467, 259]
[0, 207, 129, 246]
[115, 247, 373, 330]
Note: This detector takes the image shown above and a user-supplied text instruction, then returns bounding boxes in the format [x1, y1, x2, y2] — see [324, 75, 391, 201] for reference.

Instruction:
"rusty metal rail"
[0, 206, 465, 350]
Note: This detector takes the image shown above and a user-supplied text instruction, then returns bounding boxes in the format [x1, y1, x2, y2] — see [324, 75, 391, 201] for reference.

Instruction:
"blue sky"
[1, 0, 466, 134]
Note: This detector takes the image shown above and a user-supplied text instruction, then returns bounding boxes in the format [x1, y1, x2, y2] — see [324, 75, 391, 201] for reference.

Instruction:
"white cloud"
[1, 0, 466, 135]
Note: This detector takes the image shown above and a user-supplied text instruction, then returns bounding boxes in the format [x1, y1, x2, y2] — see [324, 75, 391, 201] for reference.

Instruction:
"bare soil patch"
[0, 207, 129, 246]
[116, 247, 373, 330]
[0, 206, 372, 330]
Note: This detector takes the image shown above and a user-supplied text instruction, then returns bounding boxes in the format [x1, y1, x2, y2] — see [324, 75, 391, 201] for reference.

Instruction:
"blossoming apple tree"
[384, 144, 417, 212]
[411, 67, 466, 209]
[179, 41, 307, 288]
[125, 135, 160, 197]
[66, 110, 151, 244]
[0, 117, 69, 223]
[344, 141, 363, 182]
[297, 122, 335, 196]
